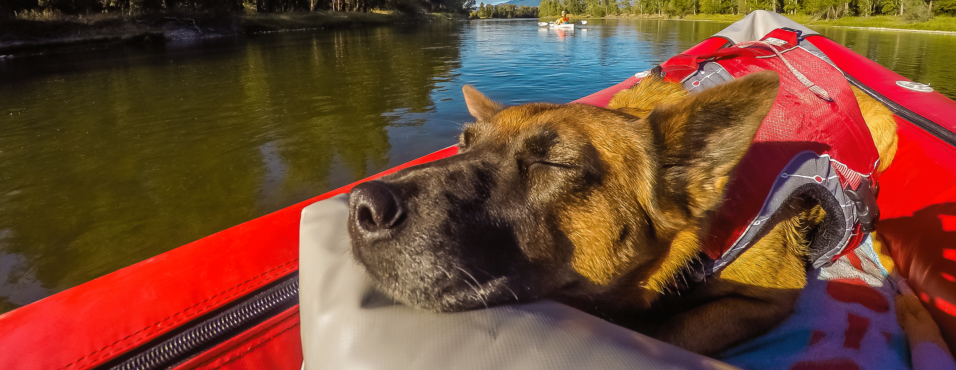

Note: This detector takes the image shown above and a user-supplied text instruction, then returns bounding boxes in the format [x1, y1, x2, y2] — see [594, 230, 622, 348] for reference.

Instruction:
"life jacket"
[657, 29, 882, 277]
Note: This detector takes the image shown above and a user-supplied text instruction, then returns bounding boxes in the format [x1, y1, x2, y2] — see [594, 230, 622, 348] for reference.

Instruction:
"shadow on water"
[2, 19, 956, 313]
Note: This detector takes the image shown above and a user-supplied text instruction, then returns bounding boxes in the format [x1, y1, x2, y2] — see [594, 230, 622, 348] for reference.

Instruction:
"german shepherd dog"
[347, 70, 900, 356]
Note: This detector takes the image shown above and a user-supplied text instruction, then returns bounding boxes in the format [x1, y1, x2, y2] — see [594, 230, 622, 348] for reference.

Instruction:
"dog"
[347, 69, 901, 356]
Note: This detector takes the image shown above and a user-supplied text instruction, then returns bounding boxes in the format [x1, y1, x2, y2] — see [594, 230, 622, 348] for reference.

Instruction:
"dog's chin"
[372, 272, 523, 312]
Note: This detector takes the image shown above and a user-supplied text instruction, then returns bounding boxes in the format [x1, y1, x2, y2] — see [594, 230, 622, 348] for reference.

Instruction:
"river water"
[0, 18, 954, 313]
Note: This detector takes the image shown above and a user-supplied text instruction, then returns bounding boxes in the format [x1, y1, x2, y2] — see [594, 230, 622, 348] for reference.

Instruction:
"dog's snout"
[350, 181, 407, 236]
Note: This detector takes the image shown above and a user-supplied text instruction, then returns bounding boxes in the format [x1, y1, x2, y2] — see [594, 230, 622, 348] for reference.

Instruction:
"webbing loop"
[735, 40, 834, 102]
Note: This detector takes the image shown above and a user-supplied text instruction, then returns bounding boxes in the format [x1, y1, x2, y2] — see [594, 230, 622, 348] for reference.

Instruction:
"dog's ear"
[646, 71, 779, 218]
[463, 85, 504, 123]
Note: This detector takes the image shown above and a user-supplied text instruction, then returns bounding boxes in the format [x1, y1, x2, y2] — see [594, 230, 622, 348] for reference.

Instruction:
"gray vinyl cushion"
[714, 10, 818, 44]
[299, 195, 739, 370]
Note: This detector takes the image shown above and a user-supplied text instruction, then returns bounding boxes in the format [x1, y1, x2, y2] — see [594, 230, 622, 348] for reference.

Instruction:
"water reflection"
[0, 23, 464, 310]
[1, 19, 955, 313]
[0, 229, 48, 312]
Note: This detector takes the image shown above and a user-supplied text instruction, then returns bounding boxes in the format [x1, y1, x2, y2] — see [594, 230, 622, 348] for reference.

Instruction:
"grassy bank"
[0, 11, 463, 54]
[678, 13, 749, 22]
[802, 15, 956, 32]
[682, 13, 956, 32]
[539, 12, 956, 32]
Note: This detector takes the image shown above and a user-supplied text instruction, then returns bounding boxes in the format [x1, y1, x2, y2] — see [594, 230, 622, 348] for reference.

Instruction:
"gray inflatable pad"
[714, 10, 818, 44]
[299, 195, 739, 370]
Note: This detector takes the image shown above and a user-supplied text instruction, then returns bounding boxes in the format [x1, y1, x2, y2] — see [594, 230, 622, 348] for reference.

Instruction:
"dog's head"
[347, 72, 779, 312]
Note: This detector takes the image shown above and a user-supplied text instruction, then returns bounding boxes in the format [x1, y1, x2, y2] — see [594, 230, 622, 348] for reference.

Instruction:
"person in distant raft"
[556, 11, 569, 24]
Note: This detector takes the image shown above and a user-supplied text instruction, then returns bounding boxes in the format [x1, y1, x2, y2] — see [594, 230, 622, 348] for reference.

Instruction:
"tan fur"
[722, 205, 823, 290]
[645, 229, 703, 294]
[852, 86, 899, 173]
[607, 74, 688, 119]
[552, 107, 659, 286]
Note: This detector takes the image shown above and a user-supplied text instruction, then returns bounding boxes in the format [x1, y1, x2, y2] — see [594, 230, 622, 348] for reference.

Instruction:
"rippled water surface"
[1, 18, 954, 312]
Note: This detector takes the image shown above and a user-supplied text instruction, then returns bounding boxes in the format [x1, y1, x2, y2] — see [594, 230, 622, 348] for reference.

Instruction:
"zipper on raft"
[103, 272, 299, 370]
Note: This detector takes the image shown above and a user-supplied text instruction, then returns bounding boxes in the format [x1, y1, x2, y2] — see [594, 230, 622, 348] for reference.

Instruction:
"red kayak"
[2, 11, 956, 370]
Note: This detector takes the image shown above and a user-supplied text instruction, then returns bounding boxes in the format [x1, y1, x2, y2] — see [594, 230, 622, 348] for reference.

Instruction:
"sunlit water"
[1, 18, 954, 313]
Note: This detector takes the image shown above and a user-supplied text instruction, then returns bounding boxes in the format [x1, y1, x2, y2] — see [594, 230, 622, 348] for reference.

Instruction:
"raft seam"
[202, 318, 300, 369]
[58, 258, 299, 370]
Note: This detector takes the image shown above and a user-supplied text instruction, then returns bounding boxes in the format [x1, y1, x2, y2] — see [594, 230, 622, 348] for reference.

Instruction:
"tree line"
[539, 0, 947, 20]
[2, 0, 474, 16]
[539, 0, 619, 16]
[470, 3, 538, 17]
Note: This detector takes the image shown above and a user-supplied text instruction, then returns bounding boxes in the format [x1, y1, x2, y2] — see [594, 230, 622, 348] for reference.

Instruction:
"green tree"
[881, 0, 899, 13]
[666, 0, 693, 15]
[936, 0, 956, 13]
[781, 0, 799, 13]
[803, 0, 848, 17]
[586, 0, 603, 15]
[635, 0, 664, 14]
[539, 0, 552, 15]
[562, 0, 584, 14]
[857, 0, 875, 15]
[606, 0, 619, 14]
[701, 0, 733, 13]
[901, 0, 933, 19]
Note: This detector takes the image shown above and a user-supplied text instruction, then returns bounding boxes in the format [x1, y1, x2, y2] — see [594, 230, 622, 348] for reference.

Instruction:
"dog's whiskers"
[504, 285, 519, 302]
[469, 266, 519, 302]
[455, 266, 489, 308]
[471, 266, 494, 278]
[437, 265, 454, 279]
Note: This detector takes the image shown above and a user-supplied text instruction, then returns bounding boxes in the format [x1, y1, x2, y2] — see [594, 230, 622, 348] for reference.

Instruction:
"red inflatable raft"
[3, 11, 956, 370]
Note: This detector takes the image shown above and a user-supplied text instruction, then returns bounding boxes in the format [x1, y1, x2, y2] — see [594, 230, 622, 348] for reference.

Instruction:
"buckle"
[844, 178, 880, 233]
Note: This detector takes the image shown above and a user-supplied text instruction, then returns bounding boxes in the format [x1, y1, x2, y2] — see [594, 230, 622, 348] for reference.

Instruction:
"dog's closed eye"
[529, 161, 575, 169]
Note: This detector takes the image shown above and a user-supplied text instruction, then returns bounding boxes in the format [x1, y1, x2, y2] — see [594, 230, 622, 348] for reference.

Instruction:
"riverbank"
[540, 13, 956, 33]
[0, 11, 464, 54]
[682, 13, 956, 32]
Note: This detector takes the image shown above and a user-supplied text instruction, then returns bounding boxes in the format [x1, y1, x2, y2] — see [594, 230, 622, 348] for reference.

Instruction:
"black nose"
[350, 181, 407, 236]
